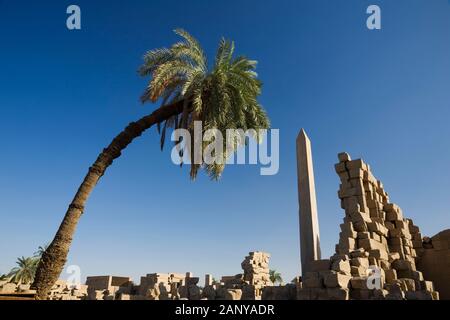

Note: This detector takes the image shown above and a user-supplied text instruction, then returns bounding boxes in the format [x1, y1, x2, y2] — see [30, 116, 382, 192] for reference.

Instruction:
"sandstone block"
[392, 259, 415, 271]
[307, 259, 331, 272]
[385, 208, 404, 221]
[350, 277, 369, 290]
[420, 281, 434, 292]
[324, 272, 351, 289]
[379, 260, 390, 270]
[358, 238, 385, 252]
[327, 288, 349, 300]
[335, 162, 347, 173]
[331, 259, 351, 275]
[338, 152, 351, 162]
[350, 288, 372, 300]
[367, 222, 388, 237]
[357, 232, 370, 239]
[353, 221, 368, 232]
[388, 252, 400, 262]
[351, 266, 366, 277]
[302, 272, 322, 288]
[350, 257, 369, 268]
[338, 238, 356, 251]
[369, 249, 388, 261]
[385, 269, 397, 284]
[399, 278, 415, 291]
[350, 248, 369, 258]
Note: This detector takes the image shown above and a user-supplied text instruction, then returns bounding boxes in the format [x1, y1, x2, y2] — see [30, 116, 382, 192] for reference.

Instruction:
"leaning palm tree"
[32, 29, 270, 299]
[8, 257, 39, 285]
[269, 269, 283, 286]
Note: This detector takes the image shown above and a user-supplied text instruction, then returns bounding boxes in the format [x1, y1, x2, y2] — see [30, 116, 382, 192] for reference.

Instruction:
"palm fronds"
[139, 29, 270, 179]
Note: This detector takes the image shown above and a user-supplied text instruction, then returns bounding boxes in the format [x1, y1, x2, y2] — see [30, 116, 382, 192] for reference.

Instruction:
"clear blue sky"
[0, 0, 449, 285]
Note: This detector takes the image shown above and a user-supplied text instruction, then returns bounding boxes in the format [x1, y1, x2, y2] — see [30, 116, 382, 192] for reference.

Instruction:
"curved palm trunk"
[32, 100, 186, 299]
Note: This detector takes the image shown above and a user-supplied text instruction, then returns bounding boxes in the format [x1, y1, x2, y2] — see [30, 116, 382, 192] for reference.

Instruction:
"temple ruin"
[1, 149, 448, 300]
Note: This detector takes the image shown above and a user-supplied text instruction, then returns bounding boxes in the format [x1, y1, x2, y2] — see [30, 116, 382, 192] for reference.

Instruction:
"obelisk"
[296, 129, 321, 275]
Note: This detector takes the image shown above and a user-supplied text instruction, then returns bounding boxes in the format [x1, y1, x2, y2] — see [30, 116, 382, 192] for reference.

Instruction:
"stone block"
[327, 288, 349, 300]
[385, 269, 397, 284]
[369, 249, 388, 261]
[420, 281, 434, 292]
[332, 258, 352, 275]
[405, 291, 429, 300]
[358, 238, 385, 252]
[350, 248, 369, 258]
[384, 221, 395, 230]
[388, 252, 400, 262]
[353, 221, 368, 232]
[338, 152, 351, 162]
[351, 266, 366, 277]
[0, 283, 17, 293]
[432, 291, 439, 300]
[368, 257, 378, 267]
[335, 162, 347, 173]
[411, 270, 424, 282]
[357, 232, 370, 239]
[371, 233, 381, 242]
[307, 259, 331, 272]
[302, 272, 322, 288]
[350, 288, 372, 300]
[350, 277, 369, 289]
[399, 278, 415, 291]
[346, 159, 366, 170]
[350, 257, 369, 268]
[367, 222, 388, 237]
[324, 272, 351, 289]
[412, 239, 423, 249]
[202, 286, 216, 300]
[340, 222, 357, 238]
[385, 208, 404, 221]
[297, 288, 311, 300]
[392, 259, 415, 271]
[348, 210, 371, 223]
[348, 168, 364, 179]
[379, 260, 390, 270]
[338, 238, 356, 251]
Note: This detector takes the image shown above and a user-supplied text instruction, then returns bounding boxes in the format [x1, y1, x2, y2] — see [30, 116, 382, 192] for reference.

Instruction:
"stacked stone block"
[241, 252, 272, 287]
[240, 251, 272, 298]
[297, 152, 439, 300]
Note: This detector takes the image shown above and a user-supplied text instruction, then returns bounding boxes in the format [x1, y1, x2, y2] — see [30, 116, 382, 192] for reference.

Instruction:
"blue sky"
[0, 0, 449, 285]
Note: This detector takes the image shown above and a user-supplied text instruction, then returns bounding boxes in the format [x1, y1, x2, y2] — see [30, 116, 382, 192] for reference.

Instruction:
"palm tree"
[7, 256, 39, 285]
[32, 29, 270, 299]
[0, 274, 9, 281]
[269, 269, 283, 286]
[34, 244, 49, 259]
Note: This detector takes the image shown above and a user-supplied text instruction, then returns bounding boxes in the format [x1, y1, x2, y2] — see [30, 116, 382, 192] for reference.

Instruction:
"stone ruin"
[0, 279, 89, 300]
[86, 276, 133, 300]
[296, 153, 440, 300]
[203, 251, 273, 300]
[241, 252, 272, 296]
[45, 251, 275, 301]
[1, 153, 448, 300]
[417, 230, 450, 299]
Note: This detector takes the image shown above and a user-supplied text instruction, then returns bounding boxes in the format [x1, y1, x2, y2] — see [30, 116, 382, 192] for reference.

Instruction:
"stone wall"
[297, 153, 439, 300]
[417, 230, 450, 299]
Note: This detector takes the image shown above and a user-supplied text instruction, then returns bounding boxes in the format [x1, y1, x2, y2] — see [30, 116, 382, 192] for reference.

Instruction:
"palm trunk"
[32, 100, 186, 299]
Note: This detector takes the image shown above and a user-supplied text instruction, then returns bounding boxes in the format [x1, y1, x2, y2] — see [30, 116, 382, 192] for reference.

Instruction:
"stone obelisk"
[296, 129, 321, 275]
